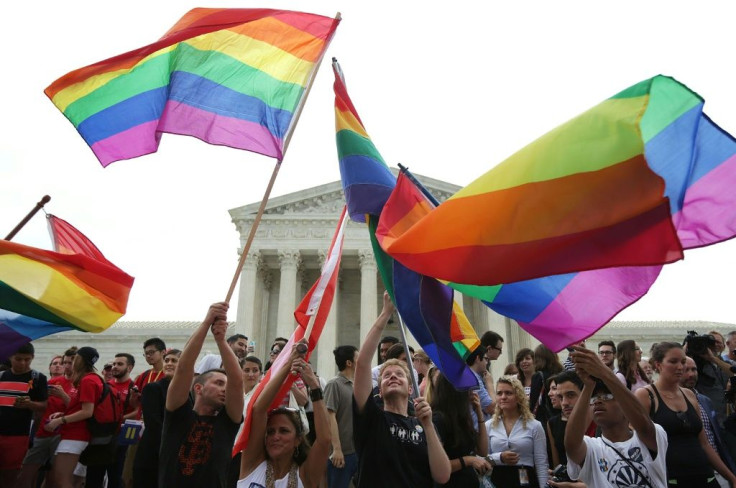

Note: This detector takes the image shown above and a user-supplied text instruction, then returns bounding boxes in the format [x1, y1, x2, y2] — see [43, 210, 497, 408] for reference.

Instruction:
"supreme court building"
[31, 172, 735, 378]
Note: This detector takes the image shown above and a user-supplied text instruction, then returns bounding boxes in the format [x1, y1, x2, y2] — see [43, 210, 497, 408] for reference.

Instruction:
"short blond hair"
[379, 358, 411, 379]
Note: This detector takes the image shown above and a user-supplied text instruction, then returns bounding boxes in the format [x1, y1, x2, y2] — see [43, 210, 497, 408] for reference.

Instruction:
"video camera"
[684, 330, 716, 359]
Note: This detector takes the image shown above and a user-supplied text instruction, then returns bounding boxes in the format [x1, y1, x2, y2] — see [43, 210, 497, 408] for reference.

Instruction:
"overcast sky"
[2, 1, 735, 328]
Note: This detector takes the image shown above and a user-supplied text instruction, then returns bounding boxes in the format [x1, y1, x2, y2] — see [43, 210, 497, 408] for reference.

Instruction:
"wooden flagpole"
[5, 195, 51, 241]
[224, 12, 342, 304]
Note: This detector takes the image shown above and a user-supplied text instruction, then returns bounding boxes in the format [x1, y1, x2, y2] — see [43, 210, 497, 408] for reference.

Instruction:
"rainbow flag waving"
[0, 218, 133, 360]
[334, 59, 478, 387]
[377, 76, 736, 350]
[46, 9, 340, 167]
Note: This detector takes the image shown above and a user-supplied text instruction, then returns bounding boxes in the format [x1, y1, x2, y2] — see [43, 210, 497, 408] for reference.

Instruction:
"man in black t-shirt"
[352, 292, 450, 488]
[159, 303, 243, 488]
[0, 342, 47, 486]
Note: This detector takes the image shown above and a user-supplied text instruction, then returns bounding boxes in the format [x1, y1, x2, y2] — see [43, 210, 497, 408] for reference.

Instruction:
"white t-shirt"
[567, 423, 668, 488]
[237, 460, 304, 488]
[194, 354, 222, 374]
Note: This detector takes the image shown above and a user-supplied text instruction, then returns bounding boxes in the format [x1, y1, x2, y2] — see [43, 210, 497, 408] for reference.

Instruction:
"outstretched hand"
[570, 346, 606, 387]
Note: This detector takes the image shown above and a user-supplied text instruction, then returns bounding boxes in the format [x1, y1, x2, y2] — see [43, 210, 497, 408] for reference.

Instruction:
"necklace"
[265, 460, 299, 488]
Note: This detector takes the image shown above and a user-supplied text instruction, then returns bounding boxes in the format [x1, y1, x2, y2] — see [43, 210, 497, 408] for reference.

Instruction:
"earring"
[293, 445, 300, 459]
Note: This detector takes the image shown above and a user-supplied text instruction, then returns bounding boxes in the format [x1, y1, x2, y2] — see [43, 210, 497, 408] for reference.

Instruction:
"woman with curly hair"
[487, 376, 548, 488]
[615, 339, 650, 392]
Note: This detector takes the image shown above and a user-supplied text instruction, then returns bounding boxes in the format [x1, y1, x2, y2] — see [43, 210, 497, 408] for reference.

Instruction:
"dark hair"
[515, 348, 535, 385]
[616, 340, 649, 388]
[430, 373, 476, 451]
[227, 334, 248, 344]
[533, 344, 563, 375]
[267, 408, 310, 464]
[14, 343, 35, 356]
[143, 338, 166, 351]
[194, 368, 226, 388]
[465, 346, 486, 366]
[114, 353, 135, 367]
[553, 370, 584, 391]
[650, 342, 682, 364]
[385, 343, 407, 361]
[333, 345, 358, 371]
[598, 340, 616, 353]
[503, 363, 518, 376]
[242, 356, 262, 371]
[376, 336, 399, 364]
[481, 331, 503, 349]
[63, 346, 78, 358]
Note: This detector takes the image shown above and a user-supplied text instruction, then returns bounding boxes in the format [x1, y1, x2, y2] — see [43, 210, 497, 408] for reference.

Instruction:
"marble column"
[256, 261, 273, 361]
[277, 250, 301, 340]
[235, 250, 260, 339]
[316, 250, 339, 378]
[358, 250, 377, 347]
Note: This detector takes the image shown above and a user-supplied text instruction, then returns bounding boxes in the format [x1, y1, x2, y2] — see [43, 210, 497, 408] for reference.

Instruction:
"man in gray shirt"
[325, 345, 359, 488]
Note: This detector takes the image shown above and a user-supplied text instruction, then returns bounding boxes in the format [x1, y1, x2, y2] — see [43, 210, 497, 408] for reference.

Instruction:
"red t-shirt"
[109, 378, 135, 416]
[60, 373, 103, 441]
[133, 369, 164, 419]
[36, 376, 75, 438]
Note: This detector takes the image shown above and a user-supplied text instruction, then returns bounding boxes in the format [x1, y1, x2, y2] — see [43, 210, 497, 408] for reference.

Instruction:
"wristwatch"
[309, 387, 324, 402]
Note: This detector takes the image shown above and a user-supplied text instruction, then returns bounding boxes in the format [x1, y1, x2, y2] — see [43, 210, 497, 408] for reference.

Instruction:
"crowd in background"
[4, 304, 736, 488]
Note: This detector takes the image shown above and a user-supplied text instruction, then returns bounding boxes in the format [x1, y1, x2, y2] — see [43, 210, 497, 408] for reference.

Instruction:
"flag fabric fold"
[334, 59, 479, 388]
[377, 76, 736, 351]
[0, 219, 134, 360]
[232, 206, 348, 456]
[46, 8, 340, 166]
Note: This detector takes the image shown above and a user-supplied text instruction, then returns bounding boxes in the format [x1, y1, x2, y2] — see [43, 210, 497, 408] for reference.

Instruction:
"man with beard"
[194, 334, 249, 374]
[159, 303, 243, 488]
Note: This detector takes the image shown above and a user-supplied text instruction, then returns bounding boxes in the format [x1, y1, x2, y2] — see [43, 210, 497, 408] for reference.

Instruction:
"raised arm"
[167, 302, 228, 412]
[354, 291, 395, 412]
[563, 372, 594, 467]
[212, 318, 244, 423]
[298, 360, 332, 487]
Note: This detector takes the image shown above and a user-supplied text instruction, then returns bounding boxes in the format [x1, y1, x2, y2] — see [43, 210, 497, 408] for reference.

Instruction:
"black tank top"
[650, 384, 712, 478]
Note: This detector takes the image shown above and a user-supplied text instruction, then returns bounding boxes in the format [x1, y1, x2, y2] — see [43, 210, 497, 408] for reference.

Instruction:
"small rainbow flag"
[0, 221, 133, 360]
[46, 8, 340, 167]
[377, 76, 736, 350]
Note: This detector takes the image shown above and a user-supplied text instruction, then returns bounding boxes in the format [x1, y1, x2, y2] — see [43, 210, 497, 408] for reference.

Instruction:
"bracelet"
[309, 387, 324, 402]
[61, 416, 67, 424]
[458, 456, 466, 469]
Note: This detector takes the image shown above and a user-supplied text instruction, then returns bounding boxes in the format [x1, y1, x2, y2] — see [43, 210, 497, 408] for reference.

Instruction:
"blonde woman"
[486, 375, 548, 487]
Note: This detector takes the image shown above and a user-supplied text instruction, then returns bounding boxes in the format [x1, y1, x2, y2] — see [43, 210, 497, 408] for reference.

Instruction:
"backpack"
[87, 378, 126, 440]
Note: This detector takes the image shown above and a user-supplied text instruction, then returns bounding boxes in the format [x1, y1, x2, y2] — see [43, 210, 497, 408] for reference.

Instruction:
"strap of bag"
[601, 439, 654, 488]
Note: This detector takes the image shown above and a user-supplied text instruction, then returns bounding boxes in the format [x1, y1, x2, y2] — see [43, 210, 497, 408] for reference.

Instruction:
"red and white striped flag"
[232, 206, 349, 456]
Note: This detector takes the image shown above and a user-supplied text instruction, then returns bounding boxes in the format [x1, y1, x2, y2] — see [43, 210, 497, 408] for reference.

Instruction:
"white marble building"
[29, 173, 736, 379]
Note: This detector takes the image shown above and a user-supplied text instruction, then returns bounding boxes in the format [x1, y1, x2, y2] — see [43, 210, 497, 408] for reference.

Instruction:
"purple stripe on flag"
[678, 154, 736, 249]
[91, 121, 162, 167]
[521, 265, 662, 351]
[159, 101, 283, 160]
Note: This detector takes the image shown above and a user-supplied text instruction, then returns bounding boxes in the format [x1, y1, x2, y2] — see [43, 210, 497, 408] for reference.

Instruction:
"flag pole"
[225, 12, 341, 304]
[5, 195, 51, 241]
[395, 311, 421, 399]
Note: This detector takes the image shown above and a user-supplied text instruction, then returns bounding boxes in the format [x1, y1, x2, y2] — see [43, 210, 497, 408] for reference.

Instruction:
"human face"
[198, 372, 227, 407]
[590, 390, 624, 427]
[634, 343, 643, 362]
[49, 357, 64, 377]
[597, 346, 615, 368]
[269, 346, 282, 360]
[379, 364, 410, 399]
[379, 342, 394, 362]
[243, 361, 261, 390]
[519, 355, 534, 375]
[656, 347, 686, 383]
[712, 333, 725, 354]
[548, 381, 560, 409]
[486, 341, 503, 361]
[496, 382, 518, 413]
[143, 346, 163, 366]
[230, 339, 247, 359]
[265, 413, 300, 460]
[681, 357, 698, 389]
[727, 335, 736, 356]
[62, 355, 75, 377]
[111, 357, 132, 380]
[639, 360, 654, 381]
[412, 356, 429, 376]
[10, 353, 33, 375]
[556, 381, 581, 419]
[163, 353, 180, 378]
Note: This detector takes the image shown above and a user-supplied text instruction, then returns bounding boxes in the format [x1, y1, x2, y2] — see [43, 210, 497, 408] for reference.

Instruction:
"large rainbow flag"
[0, 219, 133, 360]
[377, 76, 736, 350]
[46, 8, 340, 167]
[334, 59, 478, 387]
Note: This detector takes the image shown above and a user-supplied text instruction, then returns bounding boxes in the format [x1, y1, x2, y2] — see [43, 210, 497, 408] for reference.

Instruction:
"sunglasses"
[589, 393, 615, 405]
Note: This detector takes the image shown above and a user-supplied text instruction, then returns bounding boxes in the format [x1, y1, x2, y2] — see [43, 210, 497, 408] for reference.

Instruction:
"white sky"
[2, 1, 735, 326]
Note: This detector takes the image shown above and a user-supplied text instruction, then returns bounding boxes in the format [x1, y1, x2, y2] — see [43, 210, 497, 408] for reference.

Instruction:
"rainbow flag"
[334, 59, 478, 387]
[377, 76, 736, 350]
[0, 225, 134, 360]
[46, 8, 340, 167]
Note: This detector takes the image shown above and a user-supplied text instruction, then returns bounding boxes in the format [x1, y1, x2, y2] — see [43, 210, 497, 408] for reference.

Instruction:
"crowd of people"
[4, 299, 736, 488]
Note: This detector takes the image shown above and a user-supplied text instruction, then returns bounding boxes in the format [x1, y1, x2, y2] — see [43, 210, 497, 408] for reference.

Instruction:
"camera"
[684, 330, 716, 358]
[547, 464, 571, 485]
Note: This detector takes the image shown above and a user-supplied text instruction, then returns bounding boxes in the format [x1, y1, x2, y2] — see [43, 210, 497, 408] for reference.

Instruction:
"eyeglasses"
[598, 350, 614, 355]
[143, 349, 161, 356]
[589, 393, 615, 405]
[270, 349, 280, 355]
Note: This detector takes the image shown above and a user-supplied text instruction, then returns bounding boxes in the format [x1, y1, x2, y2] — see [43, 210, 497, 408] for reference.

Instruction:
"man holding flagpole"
[353, 292, 451, 487]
